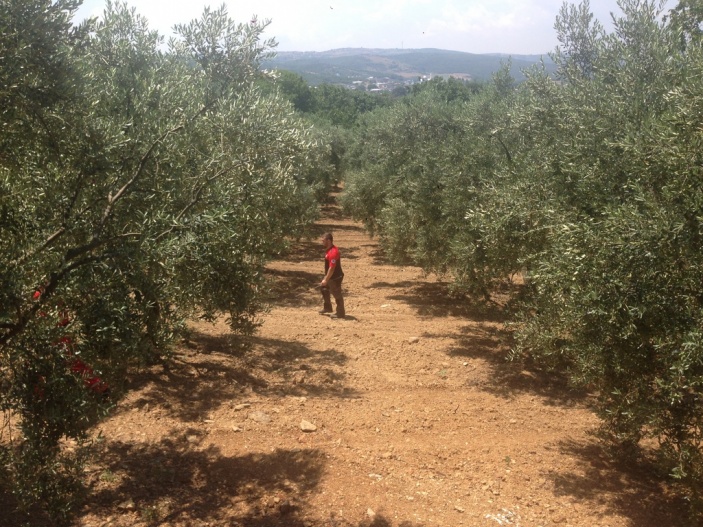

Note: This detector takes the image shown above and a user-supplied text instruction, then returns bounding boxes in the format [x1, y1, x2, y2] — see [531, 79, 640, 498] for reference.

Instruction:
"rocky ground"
[11, 193, 686, 526]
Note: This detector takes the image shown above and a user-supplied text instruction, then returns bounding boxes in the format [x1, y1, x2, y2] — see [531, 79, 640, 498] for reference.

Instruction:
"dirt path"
[76, 195, 682, 527]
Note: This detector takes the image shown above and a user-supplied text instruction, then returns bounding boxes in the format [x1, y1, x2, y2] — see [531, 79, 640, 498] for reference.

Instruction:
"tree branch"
[94, 123, 185, 240]
[490, 130, 513, 164]
[10, 167, 92, 267]
[154, 167, 228, 242]
[11, 226, 66, 267]
[0, 253, 110, 348]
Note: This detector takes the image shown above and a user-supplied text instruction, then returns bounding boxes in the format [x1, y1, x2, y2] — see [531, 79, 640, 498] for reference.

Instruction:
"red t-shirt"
[325, 245, 344, 280]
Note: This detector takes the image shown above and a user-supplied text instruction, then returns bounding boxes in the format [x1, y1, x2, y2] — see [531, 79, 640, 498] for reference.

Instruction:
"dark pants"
[321, 277, 345, 316]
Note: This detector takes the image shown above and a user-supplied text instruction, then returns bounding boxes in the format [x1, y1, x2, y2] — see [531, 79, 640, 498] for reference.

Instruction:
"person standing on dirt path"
[320, 232, 345, 319]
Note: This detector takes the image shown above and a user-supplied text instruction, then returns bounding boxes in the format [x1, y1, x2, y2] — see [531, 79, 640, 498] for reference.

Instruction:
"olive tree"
[1, 0, 325, 521]
[510, 0, 703, 511]
[342, 68, 524, 297]
[343, 0, 703, 513]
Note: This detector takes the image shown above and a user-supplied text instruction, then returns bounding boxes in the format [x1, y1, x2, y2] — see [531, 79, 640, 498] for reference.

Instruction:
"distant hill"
[263, 48, 554, 86]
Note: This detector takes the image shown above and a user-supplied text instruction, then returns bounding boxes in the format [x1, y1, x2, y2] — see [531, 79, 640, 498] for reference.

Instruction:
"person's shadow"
[322, 314, 358, 322]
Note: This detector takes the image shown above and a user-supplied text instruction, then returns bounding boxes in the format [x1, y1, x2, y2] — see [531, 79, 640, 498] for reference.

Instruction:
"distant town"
[349, 73, 474, 92]
[264, 48, 553, 86]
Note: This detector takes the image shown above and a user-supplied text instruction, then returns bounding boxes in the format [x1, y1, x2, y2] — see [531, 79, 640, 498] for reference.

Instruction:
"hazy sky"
[74, 0, 675, 55]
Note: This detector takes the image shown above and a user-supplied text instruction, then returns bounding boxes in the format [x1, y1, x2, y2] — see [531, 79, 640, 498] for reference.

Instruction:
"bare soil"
[28, 194, 687, 526]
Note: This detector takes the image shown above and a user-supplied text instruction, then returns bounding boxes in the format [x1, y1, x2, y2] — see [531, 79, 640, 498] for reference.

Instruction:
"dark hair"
[323, 232, 333, 241]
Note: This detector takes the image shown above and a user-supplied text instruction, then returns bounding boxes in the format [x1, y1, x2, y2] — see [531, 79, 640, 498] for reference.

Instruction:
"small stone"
[232, 426, 242, 432]
[381, 304, 391, 308]
[118, 499, 135, 510]
[233, 403, 251, 411]
[455, 505, 466, 513]
[408, 337, 420, 344]
[367, 508, 376, 518]
[248, 411, 272, 424]
[186, 435, 199, 443]
[300, 420, 317, 432]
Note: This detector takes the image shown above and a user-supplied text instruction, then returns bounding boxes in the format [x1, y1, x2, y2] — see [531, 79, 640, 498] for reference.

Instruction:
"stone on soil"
[248, 411, 272, 424]
[300, 419, 317, 432]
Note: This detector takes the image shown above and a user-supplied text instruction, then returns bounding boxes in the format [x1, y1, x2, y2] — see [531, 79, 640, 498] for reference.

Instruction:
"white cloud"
[74, 0, 677, 55]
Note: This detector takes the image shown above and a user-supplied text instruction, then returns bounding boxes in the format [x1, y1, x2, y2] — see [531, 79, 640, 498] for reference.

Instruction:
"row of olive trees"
[343, 0, 703, 514]
[515, 0, 703, 509]
[342, 66, 520, 297]
[0, 0, 331, 521]
[264, 70, 396, 194]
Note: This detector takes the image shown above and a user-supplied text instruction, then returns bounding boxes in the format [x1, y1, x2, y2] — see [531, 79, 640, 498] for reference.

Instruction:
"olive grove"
[6, 0, 703, 521]
[0, 0, 330, 521]
[343, 0, 703, 513]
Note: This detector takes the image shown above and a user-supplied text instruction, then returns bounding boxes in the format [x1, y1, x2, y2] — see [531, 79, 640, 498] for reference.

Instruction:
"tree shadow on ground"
[0, 489, 52, 527]
[246, 334, 358, 399]
[443, 323, 588, 406]
[279, 237, 326, 262]
[264, 268, 320, 306]
[277, 231, 363, 262]
[2, 439, 421, 527]
[381, 281, 508, 322]
[338, 246, 363, 260]
[0, 325, 366, 526]
[320, 186, 347, 221]
[118, 356, 256, 422]
[321, 201, 347, 222]
[85, 431, 326, 526]
[118, 330, 359, 421]
[442, 333, 687, 525]
[546, 439, 688, 527]
[368, 280, 416, 289]
[264, 268, 386, 311]
[368, 246, 410, 267]
[314, 222, 366, 236]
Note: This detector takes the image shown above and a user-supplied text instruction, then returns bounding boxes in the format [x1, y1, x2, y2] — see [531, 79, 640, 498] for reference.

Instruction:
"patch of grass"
[99, 470, 117, 483]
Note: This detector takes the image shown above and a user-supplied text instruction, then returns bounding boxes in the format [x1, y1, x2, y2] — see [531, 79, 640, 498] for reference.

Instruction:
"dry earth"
[9, 193, 687, 526]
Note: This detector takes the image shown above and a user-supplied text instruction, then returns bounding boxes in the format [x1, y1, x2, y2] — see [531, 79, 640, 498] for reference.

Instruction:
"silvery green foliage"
[342, 70, 520, 297]
[344, 0, 703, 514]
[513, 0, 703, 511]
[0, 1, 323, 521]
